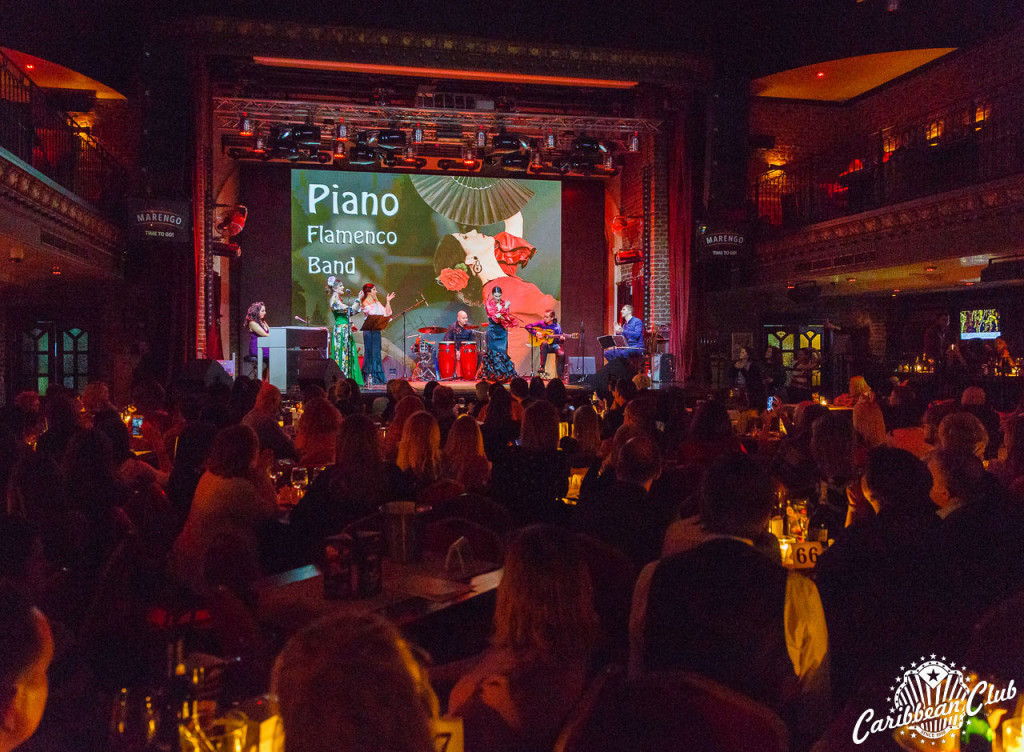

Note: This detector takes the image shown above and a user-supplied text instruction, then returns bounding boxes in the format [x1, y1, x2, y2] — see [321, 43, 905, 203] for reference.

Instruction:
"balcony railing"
[0, 48, 127, 213]
[752, 84, 1024, 233]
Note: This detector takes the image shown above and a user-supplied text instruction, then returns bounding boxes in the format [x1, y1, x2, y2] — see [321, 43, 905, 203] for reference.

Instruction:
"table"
[253, 559, 502, 661]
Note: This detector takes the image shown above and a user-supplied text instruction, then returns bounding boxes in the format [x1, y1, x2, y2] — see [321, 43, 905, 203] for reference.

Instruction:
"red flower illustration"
[437, 267, 469, 292]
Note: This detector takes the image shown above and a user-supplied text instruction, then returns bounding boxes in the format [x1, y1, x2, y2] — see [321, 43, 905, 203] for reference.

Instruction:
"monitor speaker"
[297, 357, 343, 390]
[182, 359, 232, 388]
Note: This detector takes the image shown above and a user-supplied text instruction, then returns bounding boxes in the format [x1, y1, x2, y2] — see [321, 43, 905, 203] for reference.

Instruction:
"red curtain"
[668, 107, 696, 380]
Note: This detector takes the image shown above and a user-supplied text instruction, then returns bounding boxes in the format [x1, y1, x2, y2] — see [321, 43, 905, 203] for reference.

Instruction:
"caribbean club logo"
[852, 656, 1017, 745]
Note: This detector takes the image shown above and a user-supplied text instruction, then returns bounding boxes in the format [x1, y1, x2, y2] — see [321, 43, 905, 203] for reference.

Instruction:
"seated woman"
[294, 397, 342, 468]
[480, 386, 520, 461]
[441, 415, 491, 493]
[392, 411, 443, 501]
[446, 525, 599, 752]
[490, 401, 569, 527]
[288, 414, 391, 564]
[169, 424, 277, 595]
[382, 394, 426, 463]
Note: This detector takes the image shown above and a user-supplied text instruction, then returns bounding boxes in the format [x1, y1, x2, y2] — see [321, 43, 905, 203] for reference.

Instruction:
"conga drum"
[438, 342, 456, 379]
[459, 342, 478, 379]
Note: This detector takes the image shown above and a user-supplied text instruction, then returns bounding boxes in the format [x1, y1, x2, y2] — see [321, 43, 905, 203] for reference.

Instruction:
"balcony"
[0, 48, 127, 214]
[752, 87, 1024, 234]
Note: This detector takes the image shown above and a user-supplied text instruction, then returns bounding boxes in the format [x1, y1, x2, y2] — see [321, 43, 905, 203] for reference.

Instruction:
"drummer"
[444, 310, 475, 345]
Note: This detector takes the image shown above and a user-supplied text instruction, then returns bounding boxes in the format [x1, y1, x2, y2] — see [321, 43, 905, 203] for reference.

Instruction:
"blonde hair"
[443, 415, 490, 486]
[397, 411, 441, 482]
[852, 395, 886, 449]
[571, 404, 602, 456]
[272, 610, 437, 752]
[519, 400, 560, 452]
[938, 411, 988, 459]
[492, 526, 599, 660]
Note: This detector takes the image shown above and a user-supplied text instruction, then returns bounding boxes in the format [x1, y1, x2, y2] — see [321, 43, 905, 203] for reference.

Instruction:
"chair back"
[554, 668, 789, 752]
[429, 492, 514, 540]
[424, 516, 504, 566]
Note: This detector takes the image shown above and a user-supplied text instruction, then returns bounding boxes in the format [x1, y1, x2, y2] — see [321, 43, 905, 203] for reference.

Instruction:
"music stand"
[362, 314, 392, 332]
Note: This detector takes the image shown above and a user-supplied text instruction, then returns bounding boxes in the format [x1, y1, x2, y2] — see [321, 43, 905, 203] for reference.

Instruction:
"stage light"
[51, 264, 62, 275]
[491, 131, 528, 155]
[816, 71, 825, 79]
[545, 130, 556, 149]
[530, 150, 543, 168]
[239, 113, 253, 137]
[571, 134, 606, 155]
[614, 249, 643, 265]
[412, 122, 423, 144]
[463, 144, 476, 163]
[253, 132, 266, 154]
[334, 120, 348, 141]
[405, 144, 417, 160]
[476, 126, 487, 148]
[333, 140, 346, 159]
[500, 152, 531, 170]
[628, 130, 640, 152]
[603, 153, 615, 170]
[377, 128, 407, 150]
[349, 144, 378, 165]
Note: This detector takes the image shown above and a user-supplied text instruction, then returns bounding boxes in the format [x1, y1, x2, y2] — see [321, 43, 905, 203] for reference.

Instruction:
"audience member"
[560, 403, 602, 467]
[468, 380, 489, 418]
[272, 610, 437, 752]
[480, 386, 519, 460]
[382, 395, 425, 463]
[241, 383, 296, 460]
[447, 526, 599, 752]
[430, 385, 458, 443]
[573, 435, 668, 566]
[35, 391, 82, 464]
[165, 421, 218, 530]
[393, 411, 442, 499]
[814, 447, 941, 706]
[441, 415, 491, 493]
[490, 401, 568, 526]
[294, 397, 342, 467]
[960, 386, 1002, 458]
[809, 412, 857, 535]
[851, 393, 886, 469]
[990, 414, 1024, 495]
[600, 378, 637, 439]
[0, 585, 53, 752]
[937, 410, 988, 459]
[675, 399, 742, 467]
[633, 453, 829, 742]
[170, 424, 277, 595]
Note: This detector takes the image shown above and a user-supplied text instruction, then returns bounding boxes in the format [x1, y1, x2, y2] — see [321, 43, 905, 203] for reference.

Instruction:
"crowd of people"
[1, 370, 1024, 751]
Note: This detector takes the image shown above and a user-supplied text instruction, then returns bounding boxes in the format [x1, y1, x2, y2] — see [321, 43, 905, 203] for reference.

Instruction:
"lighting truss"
[211, 97, 659, 143]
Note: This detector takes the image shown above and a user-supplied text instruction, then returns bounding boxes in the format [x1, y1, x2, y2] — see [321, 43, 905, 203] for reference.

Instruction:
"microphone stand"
[397, 296, 429, 379]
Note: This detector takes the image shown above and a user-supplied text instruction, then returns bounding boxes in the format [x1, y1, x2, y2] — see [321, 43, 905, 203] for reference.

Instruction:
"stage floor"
[357, 378, 593, 398]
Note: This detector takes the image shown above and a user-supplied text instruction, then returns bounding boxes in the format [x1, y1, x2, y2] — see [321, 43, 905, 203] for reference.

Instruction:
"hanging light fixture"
[476, 125, 487, 149]
[335, 120, 348, 142]
[239, 113, 253, 137]
[545, 130, 556, 149]
[412, 122, 424, 145]
[253, 131, 266, 155]
[463, 144, 477, 164]
[628, 130, 640, 153]
[404, 144, 417, 160]
[530, 150, 543, 168]
[333, 139, 346, 159]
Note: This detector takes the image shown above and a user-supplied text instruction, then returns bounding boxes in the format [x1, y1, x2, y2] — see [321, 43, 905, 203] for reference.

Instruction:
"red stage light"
[816, 71, 825, 78]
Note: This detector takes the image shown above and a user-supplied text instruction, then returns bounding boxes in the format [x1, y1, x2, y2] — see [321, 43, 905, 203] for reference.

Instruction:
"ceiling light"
[545, 131, 556, 150]
[476, 126, 487, 149]
[847, 277, 856, 282]
[51, 264, 62, 275]
[925, 265, 936, 272]
[253, 132, 266, 154]
[412, 122, 423, 145]
[463, 144, 477, 163]
[239, 113, 253, 137]
[628, 130, 640, 153]
[335, 120, 348, 142]
[816, 71, 825, 79]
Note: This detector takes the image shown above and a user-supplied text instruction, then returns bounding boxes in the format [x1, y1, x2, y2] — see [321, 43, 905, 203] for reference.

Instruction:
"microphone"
[420, 292, 429, 307]
[294, 316, 308, 324]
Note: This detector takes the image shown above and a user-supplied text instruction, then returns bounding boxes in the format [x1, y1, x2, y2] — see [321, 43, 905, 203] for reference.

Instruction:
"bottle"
[960, 711, 993, 751]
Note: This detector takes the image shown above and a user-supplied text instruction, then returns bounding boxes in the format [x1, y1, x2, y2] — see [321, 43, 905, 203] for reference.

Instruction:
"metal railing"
[0, 48, 127, 213]
[752, 84, 1024, 233]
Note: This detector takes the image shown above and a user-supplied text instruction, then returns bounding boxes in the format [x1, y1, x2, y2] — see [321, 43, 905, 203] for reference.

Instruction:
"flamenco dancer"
[481, 286, 518, 382]
[327, 276, 363, 385]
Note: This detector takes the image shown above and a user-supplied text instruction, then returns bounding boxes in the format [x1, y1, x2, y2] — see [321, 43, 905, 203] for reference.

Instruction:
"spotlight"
[404, 144, 416, 160]
[491, 131, 529, 155]
[545, 131, 556, 149]
[253, 132, 266, 155]
[476, 126, 486, 149]
[349, 144, 378, 165]
[333, 140, 346, 160]
[628, 130, 640, 153]
[51, 264, 62, 275]
[603, 153, 615, 170]
[239, 113, 253, 137]
[500, 152, 530, 170]
[530, 150, 543, 168]
[463, 144, 477, 163]
[412, 122, 424, 145]
[376, 128, 407, 150]
[571, 134, 608, 157]
[334, 120, 348, 142]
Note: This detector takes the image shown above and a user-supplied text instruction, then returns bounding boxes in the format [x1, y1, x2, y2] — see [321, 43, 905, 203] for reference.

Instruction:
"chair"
[553, 665, 624, 752]
[554, 668, 790, 752]
[575, 534, 637, 667]
[428, 492, 514, 540]
[417, 478, 465, 507]
[423, 517, 504, 566]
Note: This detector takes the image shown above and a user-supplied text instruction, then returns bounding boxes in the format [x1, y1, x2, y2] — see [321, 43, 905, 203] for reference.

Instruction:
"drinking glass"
[291, 467, 308, 495]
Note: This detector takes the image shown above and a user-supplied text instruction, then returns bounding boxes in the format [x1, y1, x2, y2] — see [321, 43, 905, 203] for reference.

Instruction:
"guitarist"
[525, 309, 566, 380]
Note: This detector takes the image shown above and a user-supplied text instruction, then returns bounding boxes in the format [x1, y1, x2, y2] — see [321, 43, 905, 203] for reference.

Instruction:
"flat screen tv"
[960, 309, 1001, 340]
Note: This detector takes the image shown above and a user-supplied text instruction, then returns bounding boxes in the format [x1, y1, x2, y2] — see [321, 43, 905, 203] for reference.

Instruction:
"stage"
[352, 378, 595, 399]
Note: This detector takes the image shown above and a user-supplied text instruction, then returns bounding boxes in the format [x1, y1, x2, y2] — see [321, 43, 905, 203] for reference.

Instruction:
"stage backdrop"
[289, 171, 561, 375]
[238, 165, 604, 382]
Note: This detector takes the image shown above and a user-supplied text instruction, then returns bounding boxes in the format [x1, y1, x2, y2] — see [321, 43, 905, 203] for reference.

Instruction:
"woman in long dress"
[327, 277, 363, 385]
[359, 282, 395, 387]
[481, 286, 518, 382]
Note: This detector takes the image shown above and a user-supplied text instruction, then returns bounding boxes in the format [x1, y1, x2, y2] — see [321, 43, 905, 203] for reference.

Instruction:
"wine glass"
[291, 467, 309, 495]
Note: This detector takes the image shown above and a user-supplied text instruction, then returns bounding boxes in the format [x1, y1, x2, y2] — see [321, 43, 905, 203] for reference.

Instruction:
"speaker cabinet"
[652, 353, 676, 383]
[182, 359, 232, 388]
